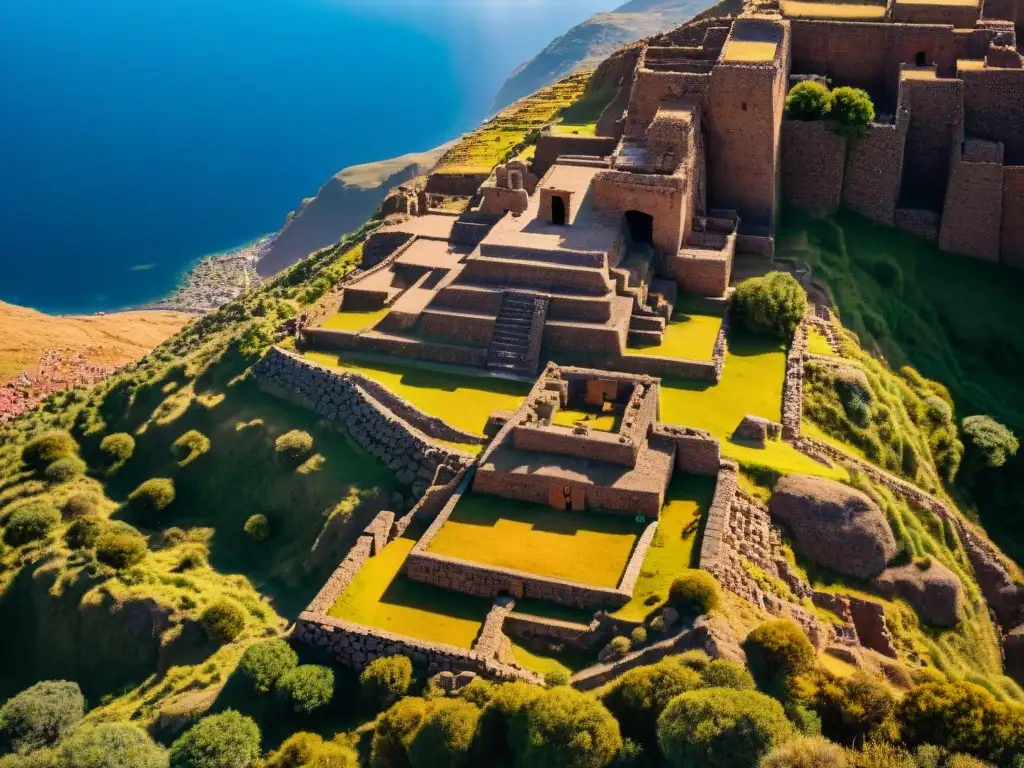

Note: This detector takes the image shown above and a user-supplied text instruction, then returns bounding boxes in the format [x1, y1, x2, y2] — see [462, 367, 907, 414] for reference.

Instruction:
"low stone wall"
[302, 328, 489, 369]
[503, 613, 596, 648]
[612, 353, 719, 382]
[781, 317, 809, 439]
[653, 425, 722, 476]
[425, 172, 490, 197]
[533, 134, 618, 178]
[697, 462, 739, 575]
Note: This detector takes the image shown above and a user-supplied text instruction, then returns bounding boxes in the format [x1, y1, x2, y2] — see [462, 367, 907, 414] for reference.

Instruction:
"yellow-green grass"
[329, 535, 491, 648]
[660, 333, 848, 480]
[807, 327, 836, 356]
[780, 0, 887, 17]
[551, 405, 621, 432]
[723, 41, 778, 62]
[427, 493, 644, 587]
[551, 85, 616, 138]
[801, 419, 870, 462]
[300, 353, 530, 436]
[613, 474, 716, 620]
[509, 640, 594, 677]
[625, 307, 722, 361]
[320, 306, 390, 332]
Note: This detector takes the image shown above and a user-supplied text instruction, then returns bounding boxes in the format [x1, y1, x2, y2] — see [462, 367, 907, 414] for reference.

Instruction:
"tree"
[238, 638, 298, 693]
[732, 273, 808, 341]
[519, 687, 622, 768]
[830, 87, 874, 138]
[960, 415, 1018, 484]
[95, 529, 149, 569]
[128, 478, 176, 516]
[199, 600, 246, 644]
[168, 711, 260, 768]
[785, 81, 831, 121]
[55, 722, 168, 768]
[657, 688, 795, 768]
[601, 660, 702, 743]
[407, 698, 481, 768]
[668, 571, 722, 615]
[99, 433, 135, 471]
[3, 502, 61, 547]
[370, 697, 427, 768]
[793, 669, 896, 746]
[361, 656, 413, 711]
[478, 682, 544, 759]
[21, 432, 77, 470]
[0, 681, 85, 755]
[742, 621, 816, 697]
[277, 665, 334, 715]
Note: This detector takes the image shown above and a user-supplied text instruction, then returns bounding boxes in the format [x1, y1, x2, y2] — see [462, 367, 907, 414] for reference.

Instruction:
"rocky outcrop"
[848, 596, 898, 658]
[769, 474, 897, 579]
[875, 561, 964, 627]
[1005, 626, 1024, 684]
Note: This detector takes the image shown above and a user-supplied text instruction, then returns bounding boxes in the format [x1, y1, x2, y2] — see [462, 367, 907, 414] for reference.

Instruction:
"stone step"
[629, 313, 666, 332]
[627, 328, 665, 347]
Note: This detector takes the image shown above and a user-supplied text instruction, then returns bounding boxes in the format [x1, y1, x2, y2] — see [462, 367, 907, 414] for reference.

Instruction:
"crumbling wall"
[1002, 166, 1024, 267]
[533, 135, 619, 178]
[781, 120, 847, 217]
[623, 70, 712, 140]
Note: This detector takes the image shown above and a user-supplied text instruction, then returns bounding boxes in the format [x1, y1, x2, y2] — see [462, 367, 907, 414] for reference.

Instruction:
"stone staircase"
[486, 292, 549, 376]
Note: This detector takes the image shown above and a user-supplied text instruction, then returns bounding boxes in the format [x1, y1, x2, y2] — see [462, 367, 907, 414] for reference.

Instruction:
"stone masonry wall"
[1002, 166, 1024, 268]
[842, 121, 907, 226]
[781, 120, 847, 217]
[939, 151, 1004, 262]
[533, 135, 619, 178]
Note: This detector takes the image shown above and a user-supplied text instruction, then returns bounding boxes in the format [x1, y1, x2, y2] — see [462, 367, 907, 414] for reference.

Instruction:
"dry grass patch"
[626, 301, 723, 361]
[780, 0, 887, 17]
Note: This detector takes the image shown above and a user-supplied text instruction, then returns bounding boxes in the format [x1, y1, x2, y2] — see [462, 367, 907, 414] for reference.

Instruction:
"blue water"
[0, 0, 616, 313]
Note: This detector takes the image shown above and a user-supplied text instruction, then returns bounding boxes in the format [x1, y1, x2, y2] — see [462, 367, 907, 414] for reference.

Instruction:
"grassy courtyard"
[807, 327, 835, 356]
[551, 404, 621, 432]
[625, 300, 723, 361]
[427, 493, 645, 587]
[320, 307, 390, 332]
[329, 535, 492, 649]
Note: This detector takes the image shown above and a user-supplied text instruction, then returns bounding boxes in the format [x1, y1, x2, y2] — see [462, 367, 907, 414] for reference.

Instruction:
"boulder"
[769, 475, 896, 579]
[875, 560, 963, 627]
[1004, 625, 1024, 685]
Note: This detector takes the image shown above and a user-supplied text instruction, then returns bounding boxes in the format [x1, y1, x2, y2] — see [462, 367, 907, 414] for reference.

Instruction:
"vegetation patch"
[320, 306, 390, 333]
[625, 299, 723, 361]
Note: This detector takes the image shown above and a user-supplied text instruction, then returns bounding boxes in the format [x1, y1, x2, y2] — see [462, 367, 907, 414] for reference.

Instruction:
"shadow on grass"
[377, 576, 491, 621]
[447, 493, 644, 538]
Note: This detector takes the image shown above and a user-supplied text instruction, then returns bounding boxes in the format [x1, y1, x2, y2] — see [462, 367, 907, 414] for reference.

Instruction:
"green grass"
[321, 307, 390, 332]
[300, 353, 530, 436]
[625, 305, 723, 361]
[509, 640, 594, 677]
[551, 85, 617, 137]
[551, 404, 621, 432]
[427, 493, 644, 587]
[329, 535, 492, 649]
[613, 474, 716, 620]
[807, 327, 835, 356]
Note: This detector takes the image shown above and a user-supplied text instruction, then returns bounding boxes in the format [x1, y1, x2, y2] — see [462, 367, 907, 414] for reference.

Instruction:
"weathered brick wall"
[363, 231, 414, 268]
[425, 172, 490, 196]
[543, 320, 625, 354]
[671, 249, 733, 297]
[612, 353, 719, 381]
[894, 208, 941, 241]
[301, 328, 488, 368]
[624, 69, 712, 140]
[900, 77, 964, 208]
[593, 172, 688, 255]
[790, 20, 890, 95]
[533, 135, 618, 178]
[1001, 166, 1024, 268]
[419, 309, 496, 347]
[886, 25, 959, 91]
[781, 120, 847, 217]
[672, 430, 723, 475]
[962, 68, 1024, 164]
[895, 2, 978, 28]
[696, 462, 738, 575]
[842, 122, 906, 225]
[512, 425, 637, 467]
[939, 153, 1004, 261]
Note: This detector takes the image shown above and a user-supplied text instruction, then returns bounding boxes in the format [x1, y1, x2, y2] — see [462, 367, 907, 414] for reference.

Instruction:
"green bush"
[657, 688, 795, 768]
[784, 81, 831, 121]
[960, 415, 1018, 484]
[519, 687, 622, 768]
[65, 517, 103, 549]
[701, 660, 755, 691]
[478, 682, 544, 758]
[629, 627, 647, 646]
[237, 638, 298, 693]
[924, 396, 952, 426]
[742, 621, 816, 697]
[407, 698, 481, 768]
[54, 722, 168, 768]
[21, 431, 77, 470]
[896, 680, 1009, 761]
[668, 570, 721, 615]
[171, 430, 211, 465]
[3, 501, 61, 546]
[601, 660, 702, 743]
[793, 669, 895, 746]
[99, 432, 135, 470]
[61, 495, 98, 520]
[128, 478, 176, 516]
[732, 273, 808, 341]
[44, 457, 86, 484]
[200, 600, 246, 644]
[242, 514, 270, 542]
[672, 650, 711, 672]
[0, 680, 85, 754]
[370, 697, 428, 768]
[830, 87, 874, 138]
[758, 735, 850, 768]
[360, 656, 413, 710]
[95, 529, 148, 569]
[169, 710, 260, 768]
[277, 665, 334, 715]
[264, 733, 357, 768]
[458, 679, 496, 707]
[275, 430, 314, 461]
[544, 670, 570, 688]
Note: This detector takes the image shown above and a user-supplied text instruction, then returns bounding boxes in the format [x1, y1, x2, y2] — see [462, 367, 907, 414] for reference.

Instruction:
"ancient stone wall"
[593, 171, 689, 255]
[900, 77, 964, 209]
[961, 67, 1024, 164]
[301, 327, 489, 369]
[419, 310, 496, 347]
[653, 425, 722, 475]
[790, 20, 891, 95]
[842, 121, 907, 225]
[894, 208, 941, 240]
[672, 248, 734, 297]
[895, 1, 978, 28]
[425, 172, 491, 197]
[543, 320, 625, 355]
[612, 352, 720, 382]
[1002, 166, 1024, 267]
[938, 147, 1004, 261]
[624, 70, 712, 140]
[363, 231, 415, 269]
[533, 135, 619, 178]
[781, 120, 847, 217]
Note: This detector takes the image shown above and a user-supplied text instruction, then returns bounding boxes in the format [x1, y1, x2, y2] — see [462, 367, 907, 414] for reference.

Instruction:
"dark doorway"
[624, 210, 654, 245]
[915, 51, 926, 66]
[552, 195, 567, 226]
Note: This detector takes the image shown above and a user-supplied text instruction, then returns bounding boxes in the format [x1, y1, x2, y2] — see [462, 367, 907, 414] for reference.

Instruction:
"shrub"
[544, 670, 570, 688]
[785, 81, 831, 121]
[668, 570, 721, 615]
[657, 688, 795, 768]
[407, 698, 481, 768]
[21, 431, 77, 469]
[896, 680, 1008, 760]
[614, 738, 646, 768]
[99, 432, 135, 469]
[743, 621, 816, 697]
[629, 627, 647, 646]
[55, 722, 168, 768]
[265, 733, 357, 768]
[361, 656, 413, 710]
[794, 669, 896, 745]
[200, 600, 246, 644]
[960, 415, 1018, 484]
[168, 710, 260, 768]
[649, 616, 666, 633]
[95, 529, 148, 569]
[871, 259, 903, 295]
[519, 687, 622, 768]
[701, 659, 755, 690]
[602, 660, 702, 743]
[275, 430, 314, 461]
[242, 514, 270, 541]
[277, 665, 334, 715]
[609, 636, 631, 658]
[458, 678, 496, 707]
[3, 501, 61, 546]
[177, 546, 206, 571]
[0, 680, 85, 754]
[732, 272, 808, 341]
[61, 495, 98, 520]
[44, 457, 86, 484]
[758, 735, 850, 768]
[478, 682, 544, 757]
[171, 430, 210, 465]
[370, 697, 428, 768]
[238, 638, 298, 693]
[924, 396, 952, 426]
[830, 87, 874, 138]
[65, 516, 103, 549]
[128, 478, 176, 516]
[672, 650, 711, 671]
[162, 527, 187, 547]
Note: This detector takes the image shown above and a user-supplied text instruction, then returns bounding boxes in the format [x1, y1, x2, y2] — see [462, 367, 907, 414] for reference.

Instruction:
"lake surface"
[0, 0, 616, 313]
